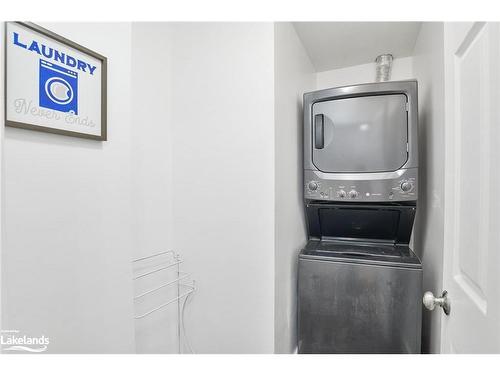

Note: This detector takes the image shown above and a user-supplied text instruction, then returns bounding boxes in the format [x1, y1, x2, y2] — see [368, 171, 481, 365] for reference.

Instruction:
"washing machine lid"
[300, 239, 421, 269]
[305, 202, 416, 244]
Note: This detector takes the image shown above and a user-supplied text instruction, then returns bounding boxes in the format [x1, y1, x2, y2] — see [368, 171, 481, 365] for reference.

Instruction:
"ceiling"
[292, 22, 422, 72]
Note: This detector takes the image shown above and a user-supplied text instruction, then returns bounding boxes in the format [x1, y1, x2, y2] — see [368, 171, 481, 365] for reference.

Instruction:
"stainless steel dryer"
[298, 80, 422, 354]
[303, 80, 418, 202]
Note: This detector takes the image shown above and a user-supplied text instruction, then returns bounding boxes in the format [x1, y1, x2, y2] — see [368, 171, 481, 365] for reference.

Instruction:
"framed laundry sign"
[5, 22, 107, 140]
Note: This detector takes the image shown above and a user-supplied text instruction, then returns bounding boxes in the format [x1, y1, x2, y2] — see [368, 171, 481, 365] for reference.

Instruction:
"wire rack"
[132, 250, 195, 353]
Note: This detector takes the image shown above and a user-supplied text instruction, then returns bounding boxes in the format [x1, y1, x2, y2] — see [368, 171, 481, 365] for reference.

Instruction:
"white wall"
[168, 23, 275, 353]
[131, 24, 174, 264]
[411, 22, 445, 354]
[130, 23, 177, 353]
[130, 22, 280, 354]
[0, 22, 4, 335]
[128, 22, 276, 354]
[316, 56, 414, 89]
[274, 22, 315, 354]
[1, 23, 135, 353]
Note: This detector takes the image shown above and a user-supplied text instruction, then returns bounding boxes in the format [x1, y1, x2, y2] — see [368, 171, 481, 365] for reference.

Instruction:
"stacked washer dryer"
[298, 80, 422, 354]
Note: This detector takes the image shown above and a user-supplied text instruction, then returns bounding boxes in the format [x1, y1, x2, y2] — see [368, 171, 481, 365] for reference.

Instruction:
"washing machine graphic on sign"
[39, 59, 78, 114]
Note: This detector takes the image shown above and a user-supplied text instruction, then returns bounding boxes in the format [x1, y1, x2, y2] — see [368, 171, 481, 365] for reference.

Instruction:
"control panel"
[304, 168, 417, 202]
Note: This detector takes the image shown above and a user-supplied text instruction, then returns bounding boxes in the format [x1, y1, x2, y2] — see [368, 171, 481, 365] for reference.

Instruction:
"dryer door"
[312, 94, 408, 173]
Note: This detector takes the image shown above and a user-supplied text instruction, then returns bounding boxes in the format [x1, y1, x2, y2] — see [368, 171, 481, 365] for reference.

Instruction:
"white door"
[439, 22, 500, 353]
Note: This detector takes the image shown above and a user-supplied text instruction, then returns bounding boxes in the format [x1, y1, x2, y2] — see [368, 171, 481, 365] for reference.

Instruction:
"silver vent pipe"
[375, 54, 393, 82]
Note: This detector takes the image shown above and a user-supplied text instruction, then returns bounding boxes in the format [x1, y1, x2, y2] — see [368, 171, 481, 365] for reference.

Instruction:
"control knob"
[401, 181, 413, 192]
[338, 190, 346, 198]
[348, 190, 358, 199]
[308, 181, 318, 191]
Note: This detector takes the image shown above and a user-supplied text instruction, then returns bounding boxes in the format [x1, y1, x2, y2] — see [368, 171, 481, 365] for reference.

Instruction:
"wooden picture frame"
[4, 22, 107, 141]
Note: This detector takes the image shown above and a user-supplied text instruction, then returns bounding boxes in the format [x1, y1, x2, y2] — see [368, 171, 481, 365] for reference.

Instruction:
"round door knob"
[401, 181, 413, 192]
[348, 190, 358, 199]
[423, 290, 451, 315]
[308, 181, 318, 191]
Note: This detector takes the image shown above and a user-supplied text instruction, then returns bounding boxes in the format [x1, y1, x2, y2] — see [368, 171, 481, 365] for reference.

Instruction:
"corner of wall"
[410, 21, 446, 354]
[274, 21, 315, 354]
